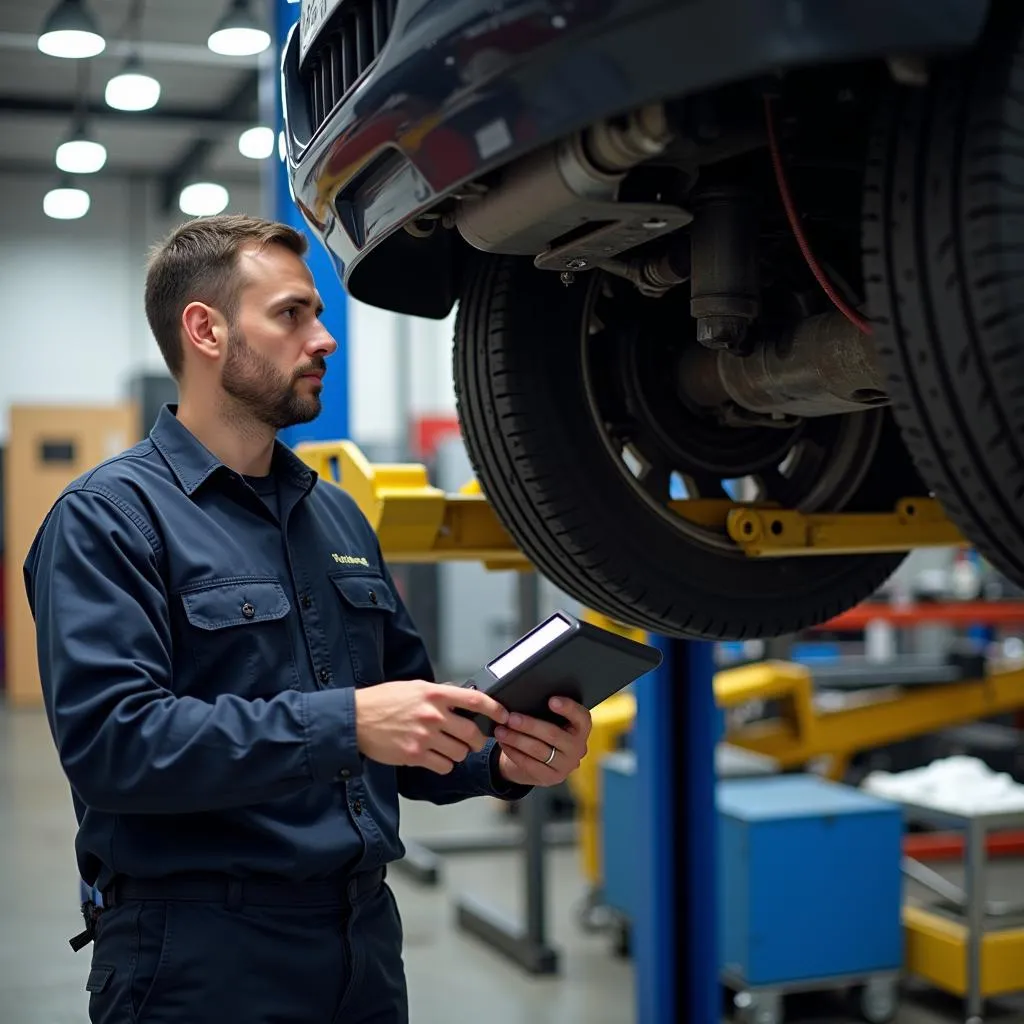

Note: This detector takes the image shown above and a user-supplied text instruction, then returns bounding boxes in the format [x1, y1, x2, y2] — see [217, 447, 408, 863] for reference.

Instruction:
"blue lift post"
[266, 0, 350, 448]
[633, 638, 720, 1024]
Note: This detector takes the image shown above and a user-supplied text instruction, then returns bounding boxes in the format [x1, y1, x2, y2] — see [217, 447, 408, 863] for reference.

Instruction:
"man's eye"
[282, 308, 297, 320]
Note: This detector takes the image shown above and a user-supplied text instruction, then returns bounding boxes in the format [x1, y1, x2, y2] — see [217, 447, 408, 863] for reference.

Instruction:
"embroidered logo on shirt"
[331, 554, 370, 567]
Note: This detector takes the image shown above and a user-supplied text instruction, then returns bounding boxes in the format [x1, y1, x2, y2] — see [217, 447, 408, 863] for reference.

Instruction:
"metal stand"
[633, 638, 719, 1024]
[452, 569, 560, 974]
[393, 819, 576, 886]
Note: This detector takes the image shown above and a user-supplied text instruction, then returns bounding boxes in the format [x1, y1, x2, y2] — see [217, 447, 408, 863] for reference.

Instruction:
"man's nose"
[308, 323, 338, 357]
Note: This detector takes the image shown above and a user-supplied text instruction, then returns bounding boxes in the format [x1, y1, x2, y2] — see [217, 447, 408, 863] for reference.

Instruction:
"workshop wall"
[0, 171, 256, 443]
[0, 170, 458, 448]
[347, 298, 458, 449]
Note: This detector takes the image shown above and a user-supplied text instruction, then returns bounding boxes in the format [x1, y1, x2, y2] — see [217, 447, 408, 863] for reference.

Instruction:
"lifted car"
[282, 0, 1023, 639]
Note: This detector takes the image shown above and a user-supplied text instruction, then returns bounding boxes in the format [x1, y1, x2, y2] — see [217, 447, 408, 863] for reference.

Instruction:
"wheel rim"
[579, 273, 884, 554]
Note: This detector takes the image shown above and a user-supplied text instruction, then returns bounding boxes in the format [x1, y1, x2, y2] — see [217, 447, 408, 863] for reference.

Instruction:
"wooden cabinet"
[3, 404, 140, 707]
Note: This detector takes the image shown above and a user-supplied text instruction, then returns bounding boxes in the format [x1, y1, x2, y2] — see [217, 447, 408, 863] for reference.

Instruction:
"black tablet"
[457, 610, 663, 736]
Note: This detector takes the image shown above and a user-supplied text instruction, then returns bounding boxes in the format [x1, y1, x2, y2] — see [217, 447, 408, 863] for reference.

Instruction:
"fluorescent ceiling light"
[44, 186, 91, 220]
[55, 137, 107, 174]
[208, 0, 270, 56]
[105, 64, 161, 111]
[37, 0, 105, 59]
[179, 182, 230, 217]
[238, 126, 275, 160]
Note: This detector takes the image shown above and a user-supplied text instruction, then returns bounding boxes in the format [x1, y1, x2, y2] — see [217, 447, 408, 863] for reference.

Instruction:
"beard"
[221, 324, 325, 430]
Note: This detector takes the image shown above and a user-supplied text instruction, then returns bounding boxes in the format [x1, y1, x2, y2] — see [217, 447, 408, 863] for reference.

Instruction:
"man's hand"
[354, 681, 509, 774]
[493, 697, 592, 787]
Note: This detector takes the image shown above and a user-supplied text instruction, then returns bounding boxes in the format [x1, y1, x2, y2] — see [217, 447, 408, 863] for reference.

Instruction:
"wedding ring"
[544, 744, 557, 766]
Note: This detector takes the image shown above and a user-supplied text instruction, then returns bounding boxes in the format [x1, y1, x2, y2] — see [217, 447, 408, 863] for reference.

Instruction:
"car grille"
[304, 0, 397, 137]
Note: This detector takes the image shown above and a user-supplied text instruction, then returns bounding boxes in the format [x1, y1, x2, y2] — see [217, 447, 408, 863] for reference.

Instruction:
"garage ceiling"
[0, 0, 280, 208]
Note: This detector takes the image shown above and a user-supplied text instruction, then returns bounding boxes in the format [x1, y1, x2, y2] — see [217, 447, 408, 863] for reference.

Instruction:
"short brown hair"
[145, 214, 308, 378]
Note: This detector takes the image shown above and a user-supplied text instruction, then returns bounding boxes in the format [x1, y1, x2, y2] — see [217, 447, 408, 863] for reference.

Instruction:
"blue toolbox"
[718, 774, 903, 990]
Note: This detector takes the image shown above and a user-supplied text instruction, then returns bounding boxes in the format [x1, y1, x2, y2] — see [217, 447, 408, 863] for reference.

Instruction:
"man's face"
[220, 242, 337, 430]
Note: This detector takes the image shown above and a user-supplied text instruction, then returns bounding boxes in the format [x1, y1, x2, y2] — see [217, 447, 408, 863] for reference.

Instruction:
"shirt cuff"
[486, 739, 533, 801]
[304, 688, 364, 784]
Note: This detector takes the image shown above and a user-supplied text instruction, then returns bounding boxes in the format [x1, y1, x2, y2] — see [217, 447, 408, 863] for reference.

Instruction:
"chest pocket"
[329, 572, 396, 685]
[178, 578, 297, 697]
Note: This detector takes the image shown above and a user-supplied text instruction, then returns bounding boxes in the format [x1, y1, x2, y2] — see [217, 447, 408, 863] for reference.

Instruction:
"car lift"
[294, 438, 978, 1024]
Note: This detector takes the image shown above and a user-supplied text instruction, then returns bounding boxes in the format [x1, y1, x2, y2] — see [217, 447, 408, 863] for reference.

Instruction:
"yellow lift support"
[297, 439, 964, 562]
[295, 438, 1024, 1005]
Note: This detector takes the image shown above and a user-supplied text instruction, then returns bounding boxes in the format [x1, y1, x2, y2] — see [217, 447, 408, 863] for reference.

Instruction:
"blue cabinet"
[601, 751, 639, 918]
[718, 774, 904, 987]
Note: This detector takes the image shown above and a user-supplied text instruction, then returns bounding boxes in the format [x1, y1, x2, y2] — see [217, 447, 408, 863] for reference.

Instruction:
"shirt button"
[335, 768, 351, 782]
[301, 594, 312, 609]
[368, 590, 378, 605]
[352, 799, 363, 815]
[318, 668, 330, 684]
[241, 602, 255, 619]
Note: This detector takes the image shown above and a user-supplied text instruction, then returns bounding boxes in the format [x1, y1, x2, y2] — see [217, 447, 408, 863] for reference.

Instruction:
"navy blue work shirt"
[24, 405, 528, 891]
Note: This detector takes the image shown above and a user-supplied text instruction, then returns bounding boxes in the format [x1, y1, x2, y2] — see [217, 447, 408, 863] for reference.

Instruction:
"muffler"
[679, 311, 888, 419]
[455, 105, 690, 268]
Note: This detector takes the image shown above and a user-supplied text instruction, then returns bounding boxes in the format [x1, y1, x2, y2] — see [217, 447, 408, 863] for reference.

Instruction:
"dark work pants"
[84, 877, 408, 1023]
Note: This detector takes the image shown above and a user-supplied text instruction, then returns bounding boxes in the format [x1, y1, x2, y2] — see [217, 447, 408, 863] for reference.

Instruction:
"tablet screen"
[486, 613, 572, 679]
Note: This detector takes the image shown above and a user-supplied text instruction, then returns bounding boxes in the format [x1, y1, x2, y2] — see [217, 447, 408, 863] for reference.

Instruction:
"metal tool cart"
[869, 794, 1024, 1024]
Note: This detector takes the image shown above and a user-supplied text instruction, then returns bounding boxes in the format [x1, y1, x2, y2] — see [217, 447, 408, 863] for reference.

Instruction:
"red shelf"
[819, 602, 1024, 630]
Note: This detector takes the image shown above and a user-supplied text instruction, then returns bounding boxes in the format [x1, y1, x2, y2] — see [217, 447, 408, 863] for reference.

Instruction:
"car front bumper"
[282, 0, 989, 313]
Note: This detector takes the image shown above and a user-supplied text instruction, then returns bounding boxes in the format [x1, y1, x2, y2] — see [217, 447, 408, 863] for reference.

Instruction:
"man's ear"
[181, 302, 228, 364]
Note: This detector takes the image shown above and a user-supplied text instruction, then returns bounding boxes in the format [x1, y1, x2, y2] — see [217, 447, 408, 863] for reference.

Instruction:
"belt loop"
[226, 879, 244, 911]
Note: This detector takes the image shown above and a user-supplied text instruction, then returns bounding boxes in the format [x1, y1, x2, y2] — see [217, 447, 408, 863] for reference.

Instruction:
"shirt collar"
[150, 404, 317, 496]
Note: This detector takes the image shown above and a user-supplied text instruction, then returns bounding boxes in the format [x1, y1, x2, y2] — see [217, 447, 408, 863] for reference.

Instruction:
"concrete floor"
[2, 704, 1023, 1024]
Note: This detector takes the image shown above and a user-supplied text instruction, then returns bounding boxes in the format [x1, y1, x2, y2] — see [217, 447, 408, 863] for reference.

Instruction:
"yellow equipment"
[717, 659, 1024, 781]
[295, 439, 964, 562]
[726, 497, 962, 557]
[903, 905, 1024, 1006]
[296, 440, 529, 570]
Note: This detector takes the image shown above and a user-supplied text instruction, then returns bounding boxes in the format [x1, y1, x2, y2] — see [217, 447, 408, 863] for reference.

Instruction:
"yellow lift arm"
[294, 440, 965, 562]
[296, 440, 529, 569]
[716, 660, 1024, 780]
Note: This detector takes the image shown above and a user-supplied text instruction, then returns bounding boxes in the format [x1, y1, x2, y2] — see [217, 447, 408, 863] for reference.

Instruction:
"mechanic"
[23, 213, 592, 1024]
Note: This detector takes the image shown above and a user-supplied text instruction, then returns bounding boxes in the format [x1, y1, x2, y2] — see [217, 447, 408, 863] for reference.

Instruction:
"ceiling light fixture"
[208, 0, 271, 57]
[179, 182, 230, 217]
[55, 132, 107, 174]
[37, 0, 106, 59]
[44, 184, 91, 220]
[105, 58, 161, 111]
[238, 125, 275, 160]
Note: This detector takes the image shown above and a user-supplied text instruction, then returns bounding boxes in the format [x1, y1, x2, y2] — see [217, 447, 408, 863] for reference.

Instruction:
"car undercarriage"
[286, 0, 1024, 638]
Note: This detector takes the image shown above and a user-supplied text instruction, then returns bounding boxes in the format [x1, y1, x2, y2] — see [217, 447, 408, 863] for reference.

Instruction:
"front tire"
[454, 255, 919, 639]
